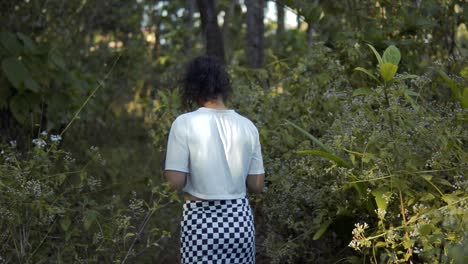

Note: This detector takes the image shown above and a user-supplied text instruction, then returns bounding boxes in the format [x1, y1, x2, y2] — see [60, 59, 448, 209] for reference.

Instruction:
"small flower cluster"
[31, 131, 62, 149]
[32, 138, 47, 148]
[349, 222, 371, 251]
[129, 191, 145, 216]
[375, 208, 387, 220]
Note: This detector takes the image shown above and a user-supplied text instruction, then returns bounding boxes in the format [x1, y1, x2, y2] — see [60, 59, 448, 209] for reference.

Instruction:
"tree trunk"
[245, 0, 265, 68]
[184, 0, 196, 54]
[196, 0, 226, 64]
[276, 0, 285, 36]
[222, 0, 238, 62]
[306, 20, 314, 48]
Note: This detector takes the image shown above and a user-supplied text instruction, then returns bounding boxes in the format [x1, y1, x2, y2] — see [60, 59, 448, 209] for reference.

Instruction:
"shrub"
[0, 132, 174, 263]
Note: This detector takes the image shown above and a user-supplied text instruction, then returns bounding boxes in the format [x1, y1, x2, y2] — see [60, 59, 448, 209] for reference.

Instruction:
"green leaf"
[442, 194, 459, 204]
[375, 241, 388, 248]
[355, 67, 381, 83]
[125, 232, 136, 239]
[437, 69, 467, 108]
[0, 32, 22, 55]
[313, 219, 332, 240]
[419, 224, 433, 236]
[434, 178, 453, 187]
[24, 77, 40, 92]
[50, 51, 66, 70]
[352, 87, 374, 97]
[462, 87, 468, 109]
[372, 189, 390, 211]
[382, 45, 401, 65]
[380, 63, 398, 82]
[403, 90, 419, 110]
[285, 120, 334, 153]
[367, 44, 383, 65]
[421, 175, 433, 181]
[16, 33, 38, 54]
[392, 74, 418, 83]
[60, 217, 71, 231]
[83, 210, 98, 230]
[1, 57, 30, 90]
[0, 85, 12, 108]
[9, 95, 30, 124]
[298, 150, 352, 168]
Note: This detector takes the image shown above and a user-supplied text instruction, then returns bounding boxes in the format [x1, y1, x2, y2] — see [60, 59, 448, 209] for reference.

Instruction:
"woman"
[164, 55, 265, 263]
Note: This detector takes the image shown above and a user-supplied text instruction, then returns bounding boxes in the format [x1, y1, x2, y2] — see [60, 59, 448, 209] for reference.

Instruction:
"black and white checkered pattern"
[180, 197, 255, 264]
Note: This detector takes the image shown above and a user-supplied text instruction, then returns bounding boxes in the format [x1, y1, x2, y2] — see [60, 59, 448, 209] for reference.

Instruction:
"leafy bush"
[227, 44, 467, 263]
[0, 31, 93, 130]
[0, 132, 174, 263]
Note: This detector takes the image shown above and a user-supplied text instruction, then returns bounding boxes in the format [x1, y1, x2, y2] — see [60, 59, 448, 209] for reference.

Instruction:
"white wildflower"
[375, 208, 387, 220]
[9, 140, 17, 148]
[50, 134, 62, 143]
[349, 222, 371, 251]
[413, 246, 423, 254]
[40, 130, 48, 137]
[32, 138, 46, 148]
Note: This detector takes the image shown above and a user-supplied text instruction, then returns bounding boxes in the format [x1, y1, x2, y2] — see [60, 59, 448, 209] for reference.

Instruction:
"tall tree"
[245, 0, 265, 68]
[184, 0, 197, 54]
[276, 0, 285, 36]
[196, 0, 225, 63]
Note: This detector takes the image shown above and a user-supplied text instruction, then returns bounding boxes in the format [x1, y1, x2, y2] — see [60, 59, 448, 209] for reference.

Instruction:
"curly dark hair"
[182, 55, 231, 107]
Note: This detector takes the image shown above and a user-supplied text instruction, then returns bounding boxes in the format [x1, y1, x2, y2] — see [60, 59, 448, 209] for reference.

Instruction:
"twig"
[59, 51, 123, 137]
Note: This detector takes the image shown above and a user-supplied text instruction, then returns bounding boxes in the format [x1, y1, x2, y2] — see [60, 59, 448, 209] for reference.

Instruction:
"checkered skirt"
[180, 197, 255, 263]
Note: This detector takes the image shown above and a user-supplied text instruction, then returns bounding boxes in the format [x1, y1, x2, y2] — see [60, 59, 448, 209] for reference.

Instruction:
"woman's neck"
[202, 98, 227, 110]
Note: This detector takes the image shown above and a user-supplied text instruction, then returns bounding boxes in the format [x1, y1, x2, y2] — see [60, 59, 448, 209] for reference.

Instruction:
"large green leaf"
[382, 45, 401, 65]
[0, 32, 22, 55]
[371, 189, 390, 211]
[298, 150, 352, 168]
[380, 63, 398, 82]
[1, 57, 30, 90]
[367, 44, 383, 65]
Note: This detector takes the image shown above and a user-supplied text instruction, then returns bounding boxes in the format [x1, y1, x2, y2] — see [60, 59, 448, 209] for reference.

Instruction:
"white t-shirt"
[165, 107, 265, 200]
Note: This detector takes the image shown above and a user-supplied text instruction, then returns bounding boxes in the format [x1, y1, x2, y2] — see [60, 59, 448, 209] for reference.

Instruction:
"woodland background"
[0, 0, 467, 263]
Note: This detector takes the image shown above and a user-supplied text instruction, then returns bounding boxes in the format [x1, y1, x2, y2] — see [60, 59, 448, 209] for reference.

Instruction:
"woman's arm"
[246, 173, 264, 194]
[164, 170, 187, 192]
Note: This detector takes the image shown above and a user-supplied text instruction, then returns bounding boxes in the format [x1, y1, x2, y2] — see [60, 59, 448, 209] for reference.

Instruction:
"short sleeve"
[164, 117, 190, 173]
[248, 130, 265, 175]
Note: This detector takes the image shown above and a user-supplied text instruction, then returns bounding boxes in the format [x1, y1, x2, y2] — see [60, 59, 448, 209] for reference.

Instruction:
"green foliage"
[1, 1, 467, 263]
[0, 134, 175, 263]
[437, 69, 468, 108]
[225, 43, 466, 263]
[0, 31, 93, 129]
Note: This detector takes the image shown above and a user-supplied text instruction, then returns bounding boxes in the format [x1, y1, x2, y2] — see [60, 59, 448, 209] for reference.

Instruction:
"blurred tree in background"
[1, 0, 467, 263]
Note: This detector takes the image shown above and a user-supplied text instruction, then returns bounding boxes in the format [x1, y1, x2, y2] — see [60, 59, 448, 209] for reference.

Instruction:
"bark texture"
[196, 0, 225, 63]
[276, 1, 285, 36]
[245, 0, 264, 68]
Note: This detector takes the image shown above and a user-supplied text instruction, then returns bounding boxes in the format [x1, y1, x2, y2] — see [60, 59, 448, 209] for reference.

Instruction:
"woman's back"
[165, 107, 264, 200]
